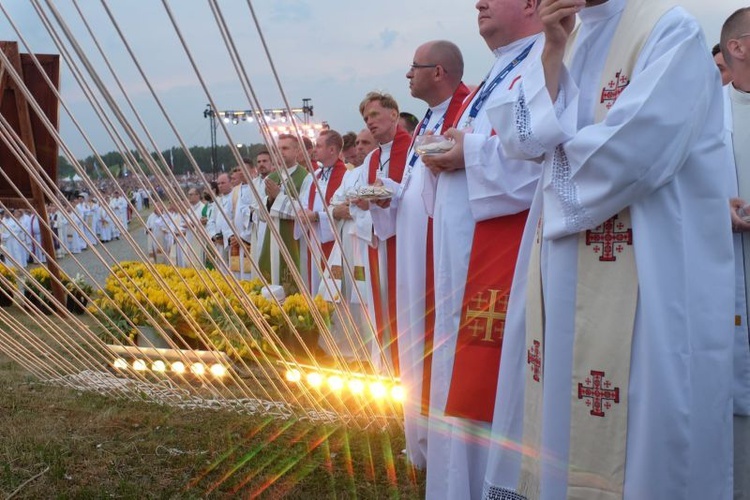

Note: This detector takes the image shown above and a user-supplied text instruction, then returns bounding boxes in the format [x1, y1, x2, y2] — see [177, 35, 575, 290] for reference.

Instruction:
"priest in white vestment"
[0, 210, 28, 269]
[296, 130, 347, 296]
[206, 174, 233, 271]
[110, 193, 128, 239]
[721, 8, 750, 499]
[349, 92, 412, 375]
[484, 0, 736, 498]
[249, 151, 272, 277]
[419, 10, 542, 498]
[319, 165, 378, 364]
[260, 135, 312, 294]
[145, 207, 168, 264]
[184, 188, 207, 269]
[369, 40, 471, 471]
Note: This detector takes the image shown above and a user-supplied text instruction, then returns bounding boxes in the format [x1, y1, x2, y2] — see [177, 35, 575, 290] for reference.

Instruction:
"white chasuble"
[485, 0, 735, 498]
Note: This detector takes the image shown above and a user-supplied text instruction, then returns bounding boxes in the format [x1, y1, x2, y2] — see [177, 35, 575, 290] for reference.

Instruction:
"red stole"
[443, 80, 528, 423]
[306, 159, 347, 258]
[305, 159, 347, 290]
[420, 82, 471, 416]
[366, 127, 411, 375]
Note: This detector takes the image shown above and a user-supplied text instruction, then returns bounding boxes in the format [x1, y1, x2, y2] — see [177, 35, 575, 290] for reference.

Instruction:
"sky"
[0, 0, 746, 161]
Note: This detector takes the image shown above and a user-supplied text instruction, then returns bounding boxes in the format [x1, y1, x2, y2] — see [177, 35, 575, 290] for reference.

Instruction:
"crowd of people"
[0, 192, 131, 269]
[4, 1, 750, 497]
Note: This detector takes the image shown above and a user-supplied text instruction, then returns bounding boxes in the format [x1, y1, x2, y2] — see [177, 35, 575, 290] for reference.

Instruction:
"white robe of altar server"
[18, 213, 31, 264]
[28, 214, 46, 263]
[52, 210, 69, 257]
[145, 212, 168, 264]
[164, 211, 187, 267]
[296, 167, 335, 295]
[724, 83, 750, 499]
[206, 194, 230, 269]
[223, 184, 253, 280]
[249, 176, 268, 277]
[421, 35, 542, 500]
[184, 201, 207, 268]
[1, 216, 27, 269]
[484, 3, 735, 498]
[322, 168, 376, 362]
[110, 195, 128, 238]
[369, 98, 452, 471]
[349, 144, 399, 374]
[99, 206, 113, 242]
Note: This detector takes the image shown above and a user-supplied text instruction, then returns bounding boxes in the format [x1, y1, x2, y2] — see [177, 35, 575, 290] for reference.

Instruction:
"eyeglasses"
[410, 63, 438, 70]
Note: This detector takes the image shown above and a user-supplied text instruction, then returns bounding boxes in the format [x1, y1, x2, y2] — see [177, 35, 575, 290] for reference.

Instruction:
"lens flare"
[348, 378, 365, 395]
[369, 381, 387, 399]
[327, 375, 344, 391]
[210, 364, 227, 377]
[390, 385, 406, 402]
[285, 369, 302, 383]
[307, 372, 323, 388]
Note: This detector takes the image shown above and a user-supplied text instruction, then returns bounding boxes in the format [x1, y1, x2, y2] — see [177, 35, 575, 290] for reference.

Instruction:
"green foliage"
[60, 143, 267, 181]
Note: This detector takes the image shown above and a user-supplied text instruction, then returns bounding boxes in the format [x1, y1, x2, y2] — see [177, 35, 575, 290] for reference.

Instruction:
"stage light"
[171, 361, 186, 374]
[152, 360, 166, 372]
[190, 363, 206, 375]
[285, 369, 302, 383]
[369, 381, 387, 399]
[113, 358, 128, 369]
[210, 364, 227, 377]
[327, 375, 344, 391]
[223, 117, 230, 123]
[348, 378, 365, 395]
[307, 372, 323, 388]
[133, 359, 147, 371]
[391, 385, 406, 402]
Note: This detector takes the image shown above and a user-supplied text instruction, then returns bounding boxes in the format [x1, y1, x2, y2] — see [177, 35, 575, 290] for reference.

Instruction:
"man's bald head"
[424, 40, 464, 85]
[216, 173, 232, 195]
[407, 40, 465, 106]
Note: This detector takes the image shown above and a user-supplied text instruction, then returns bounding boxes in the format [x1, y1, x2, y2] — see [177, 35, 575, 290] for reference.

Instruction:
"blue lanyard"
[467, 41, 535, 123]
[408, 112, 445, 168]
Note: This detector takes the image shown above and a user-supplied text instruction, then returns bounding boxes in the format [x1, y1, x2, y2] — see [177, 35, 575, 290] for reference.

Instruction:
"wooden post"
[0, 41, 65, 306]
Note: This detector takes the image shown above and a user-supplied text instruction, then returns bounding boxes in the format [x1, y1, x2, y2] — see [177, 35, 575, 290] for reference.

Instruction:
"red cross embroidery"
[527, 340, 541, 382]
[578, 370, 620, 417]
[600, 70, 630, 109]
[585, 214, 633, 262]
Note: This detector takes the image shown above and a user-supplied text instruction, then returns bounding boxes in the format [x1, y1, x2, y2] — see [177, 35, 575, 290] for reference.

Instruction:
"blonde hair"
[359, 91, 399, 116]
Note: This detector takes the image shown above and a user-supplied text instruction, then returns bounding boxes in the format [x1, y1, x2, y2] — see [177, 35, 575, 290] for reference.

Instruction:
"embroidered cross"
[527, 340, 541, 382]
[465, 289, 508, 343]
[578, 370, 620, 417]
[600, 70, 630, 109]
[585, 214, 633, 262]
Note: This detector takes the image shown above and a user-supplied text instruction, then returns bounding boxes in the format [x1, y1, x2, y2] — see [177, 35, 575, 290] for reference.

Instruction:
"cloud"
[270, 0, 313, 23]
[379, 29, 399, 49]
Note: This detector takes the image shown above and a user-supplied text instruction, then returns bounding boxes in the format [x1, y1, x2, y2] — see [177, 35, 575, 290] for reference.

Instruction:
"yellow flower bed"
[91, 261, 333, 360]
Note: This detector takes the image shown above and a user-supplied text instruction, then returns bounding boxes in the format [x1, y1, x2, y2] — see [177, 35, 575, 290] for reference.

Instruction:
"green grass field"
[0, 307, 425, 499]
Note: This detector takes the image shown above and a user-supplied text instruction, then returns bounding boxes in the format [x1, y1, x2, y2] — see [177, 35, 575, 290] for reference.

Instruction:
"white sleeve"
[490, 15, 721, 239]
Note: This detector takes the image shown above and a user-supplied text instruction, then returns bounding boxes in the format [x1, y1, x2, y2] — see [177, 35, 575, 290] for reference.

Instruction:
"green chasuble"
[259, 165, 308, 295]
